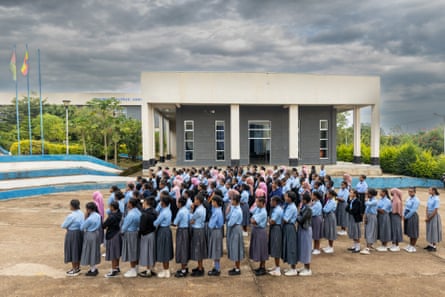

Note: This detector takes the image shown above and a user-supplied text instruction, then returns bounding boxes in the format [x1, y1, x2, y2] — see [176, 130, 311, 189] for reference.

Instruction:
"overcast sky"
[0, 0, 444, 132]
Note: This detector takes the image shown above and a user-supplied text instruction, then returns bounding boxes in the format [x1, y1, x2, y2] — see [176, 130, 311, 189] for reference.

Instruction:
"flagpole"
[38, 48, 44, 155]
[14, 45, 21, 155]
[26, 44, 32, 155]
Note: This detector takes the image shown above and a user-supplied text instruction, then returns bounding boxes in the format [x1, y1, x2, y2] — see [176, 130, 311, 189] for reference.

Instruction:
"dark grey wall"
[175, 105, 231, 166]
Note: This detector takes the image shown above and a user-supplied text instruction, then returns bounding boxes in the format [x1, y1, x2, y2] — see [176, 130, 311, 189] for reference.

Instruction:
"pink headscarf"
[255, 188, 266, 198]
[390, 188, 403, 216]
[191, 177, 199, 187]
[92, 191, 105, 219]
[343, 173, 352, 185]
[258, 182, 268, 199]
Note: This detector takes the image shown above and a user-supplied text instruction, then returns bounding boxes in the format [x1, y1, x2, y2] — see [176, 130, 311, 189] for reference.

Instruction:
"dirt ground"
[1, 188, 445, 297]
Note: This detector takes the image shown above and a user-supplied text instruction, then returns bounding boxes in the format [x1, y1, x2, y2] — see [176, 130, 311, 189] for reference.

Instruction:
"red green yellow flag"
[9, 50, 17, 81]
[21, 50, 29, 76]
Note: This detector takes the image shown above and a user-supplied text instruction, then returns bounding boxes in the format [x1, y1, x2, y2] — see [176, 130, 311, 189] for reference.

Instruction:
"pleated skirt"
[249, 226, 268, 262]
[121, 231, 139, 262]
[268, 224, 282, 258]
[404, 213, 419, 239]
[311, 216, 323, 240]
[139, 232, 156, 267]
[156, 227, 173, 262]
[190, 228, 207, 261]
[377, 212, 392, 242]
[175, 228, 190, 264]
[323, 213, 337, 240]
[281, 224, 297, 265]
[241, 203, 250, 227]
[364, 214, 377, 244]
[105, 232, 122, 261]
[227, 225, 244, 261]
[64, 230, 83, 263]
[347, 214, 361, 240]
[80, 230, 101, 266]
[336, 202, 349, 227]
[208, 228, 223, 260]
[426, 214, 442, 243]
[98, 226, 105, 245]
[390, 213, 403, 243]
[297, 226, 312, 264]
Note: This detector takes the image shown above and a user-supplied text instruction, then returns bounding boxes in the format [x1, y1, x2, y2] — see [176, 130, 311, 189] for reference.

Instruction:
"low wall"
[0, 155, 121, 169]
[332, 176, 443, 189]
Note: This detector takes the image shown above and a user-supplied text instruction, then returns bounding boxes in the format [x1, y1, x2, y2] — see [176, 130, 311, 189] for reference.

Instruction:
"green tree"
[32, 113, 65, 142]
[120, 118, 142, 160]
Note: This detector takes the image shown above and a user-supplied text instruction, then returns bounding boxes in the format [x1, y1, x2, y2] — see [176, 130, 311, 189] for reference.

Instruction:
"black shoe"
[191, 267, 200, 273]
[228, 268, 241, 276]
[254, 267, 266, 276]
[86, 269, 99, 276]
[427, 246, 437, 252]
[115, 267, 120, 273]
[424, 245, 432, 250]
[66, 268, 80, 277]
[138, 270, 153, 278]
[352, 249, 360, 253]
[191, 269, 204, 277]
[176, 268, 189, 275]
[347, 247, 355, 251]
[207, 268, 221, 276]
[105, 270, 119, 278]
[175, 270, 187, 278]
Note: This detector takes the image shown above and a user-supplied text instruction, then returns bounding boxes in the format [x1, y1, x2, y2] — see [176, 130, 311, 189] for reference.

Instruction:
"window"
[320, 120, 328, 159]
[184, 120, 194, 161]
[215, 120, 225, 161]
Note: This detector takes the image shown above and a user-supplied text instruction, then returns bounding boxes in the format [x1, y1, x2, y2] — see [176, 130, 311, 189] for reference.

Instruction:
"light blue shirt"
[427, 195, 440, 214]
[107, 193, 115, 205]
[270, 206, 283, 225]
[174, 207, 190, 228]
[156, 186, 169, 202]
[227, 205, 242, 226]
[252, 207, 267, 228]
[240, 190, 249, 204]
[124, 190, 132, 206]
[337, 188, 349, 203]
[80, 212, 101, 232]
[185, 198, 193, 210]
[191, 204, 206, 229]
[404, 195, 420, 219]
[365, 197, 378, 215]
[311, 200, 322, 216]
[61, 210, 84, 231]
[154, 206, 172, 227]
[356, 181, 368, 193]
[282, 202, 298, 224]
[377, 196, 392, 213]
[323, 198, 337, 213]
[319, 169, 326, 177]
[208, 207, 224, 229]
[121, 208, 141, 232]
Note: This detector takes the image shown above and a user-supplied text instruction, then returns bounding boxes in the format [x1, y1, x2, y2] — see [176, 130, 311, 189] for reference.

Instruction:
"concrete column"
[288, 104, 299, 166]
[159, 113, 165, 162]
[165, 119, 171, 160]
[142, 103, 156, 174]
[370, 102, 380, 165]
[230, 104, 240, 166]
[353, 106, 361, 163]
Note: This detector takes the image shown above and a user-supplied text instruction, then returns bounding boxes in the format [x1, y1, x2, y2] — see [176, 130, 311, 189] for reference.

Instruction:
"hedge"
[9, 140, 83, 155]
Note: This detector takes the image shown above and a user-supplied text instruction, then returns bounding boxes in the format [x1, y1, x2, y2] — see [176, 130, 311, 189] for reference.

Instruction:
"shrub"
[9, 140, 83, 155]
[337, 144, 353, 162]
[411, 150, 438, 179]
[394, 143, 419, 176]
[380, 146, 398, 173]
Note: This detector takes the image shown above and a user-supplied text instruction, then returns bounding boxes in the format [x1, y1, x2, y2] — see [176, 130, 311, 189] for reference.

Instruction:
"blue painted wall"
[0, 155, 120, 169]
[332, 176, 443, 189]
[0, 168, 118, 180]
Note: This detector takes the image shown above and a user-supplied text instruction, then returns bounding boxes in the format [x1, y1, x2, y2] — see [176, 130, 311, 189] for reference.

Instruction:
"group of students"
[61, 165, 442, 278]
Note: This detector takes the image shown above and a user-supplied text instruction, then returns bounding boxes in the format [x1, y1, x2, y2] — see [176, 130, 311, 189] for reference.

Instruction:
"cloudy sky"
[0, 0, 444, 131]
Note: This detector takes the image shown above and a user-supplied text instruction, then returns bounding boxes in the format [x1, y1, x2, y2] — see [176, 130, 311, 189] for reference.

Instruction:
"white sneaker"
[296, 267, 305, 273]
[312, 249, 321, 255]
[403, 245, 412, 251]
[407, 246, 417, 253]
[243, 231, 248, 237]
[323, 247, 334, 254]
[124, 269, 137, 278]
[376, 246, 388, 252]
[268, 269, 281, 276]
[157, 270, 165, 278]
[298, 269, 312, 276]
[164, 270, 170, 278]
[360, 248, 371, 255]
[284, 269, 298, 276]
[267, 266, 277, 272]
[337, 230, 347, 236]
[389, 245, 400, 252]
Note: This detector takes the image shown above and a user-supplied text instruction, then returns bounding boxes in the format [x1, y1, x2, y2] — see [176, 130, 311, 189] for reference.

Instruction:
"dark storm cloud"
[0, 0, 444, 131]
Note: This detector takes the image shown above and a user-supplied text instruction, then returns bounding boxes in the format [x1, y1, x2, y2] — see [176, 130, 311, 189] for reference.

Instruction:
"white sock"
[275, 267, 280, 272]
[90, 265, 96, 272]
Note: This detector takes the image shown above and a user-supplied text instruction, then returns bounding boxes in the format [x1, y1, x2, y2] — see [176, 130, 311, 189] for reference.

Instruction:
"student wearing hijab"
[389, 188, 403, 252]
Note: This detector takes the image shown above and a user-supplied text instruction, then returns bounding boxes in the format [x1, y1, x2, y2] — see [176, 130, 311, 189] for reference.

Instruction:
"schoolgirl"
[346, 189, 362, 253]
[190, 192, 207, 277]
[356, 175, 368, 215]
[389, 188, 403, 252]
[360, 188, 378, 255]
[207, 195, 224, 276]
[296, 192, 313, 276]
[102, 201, 122, 277]
[61, 199, 84, 276]
[376, 189, 392, 252]
[310, 191, 323, 255]
[268, 196, 283, 276]
[425, 187, 442, 252]
[282, 191, 298, 276]
[249, 195, 268, 276]
[322, 190, 337, 254]
[240, 183, 251, 236]
[80, 202, 102, 276]
[121, 198, 141, 278]
[174, 197, 191, 278]
[403, 187, 420, 252]
[154, 196, 174, 278]
[138, 197, 158, 278]
[336, 181, 349, 236]
[92, 191, 105, 245]
[226, 190, 244, 276]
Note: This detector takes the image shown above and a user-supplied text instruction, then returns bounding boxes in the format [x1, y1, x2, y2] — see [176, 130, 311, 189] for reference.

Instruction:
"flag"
[21, 49, 29, 76]
[9, 50, 17, 81]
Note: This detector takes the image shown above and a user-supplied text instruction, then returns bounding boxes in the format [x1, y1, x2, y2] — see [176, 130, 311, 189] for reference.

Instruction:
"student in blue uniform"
[376, 189, 392, 252]
[121, 198, 141, 278]
[346, 189, 362, 253]
[62, 199, 84, 277]
[403, 187, 420, 252]
[154, 196, 174, 278]
[240, 183, 251, 236]
[138, 197, 158, 278]
[207, 196, 224, 276]
[322, 190, 337, 254]
[268, 196, 283, 276]
[296, 193, 313, 276]
[227, 191, 244, 276]
[190, 193, 207, 277]
[174, 197, 191, 278]
[249, 196, 268, 276]
[360, 188, 378, 255]
[356, 175, 368, 215]
[425, 187, 442, 252]
[336, 181, 349, 236]
[80, 202, 102, 276]
[102, 201, 122, 278]
[310, 191, 323, 255]
[282, 191, 299, 276]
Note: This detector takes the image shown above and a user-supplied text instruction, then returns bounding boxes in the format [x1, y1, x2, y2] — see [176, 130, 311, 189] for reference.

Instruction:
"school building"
[0, 72, 381, 173]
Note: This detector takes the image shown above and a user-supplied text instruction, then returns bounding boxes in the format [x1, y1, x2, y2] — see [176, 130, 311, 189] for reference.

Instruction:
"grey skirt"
[249, 226, 268, 262]
[105, 232, 122, 261]
[404, 213, 419, 239]
[281, 223, 297, 265]
[311, 216, 323, 240]
[347, 214, 361, 240]
[80, 230, 101, 266]
[121, 231, 139, 262]
[156, 227, 173, 262]
[241, 203, 250, 227]
[227, 225, 244, 261]
[208, 228, 223, 260]
[377, 212, 391, 243]
[269, 224, 282, 258]
[64, 230, 83, 263]
[139, 232, 156, 267]
[190, 228, 207, 261]
[336, 201, 349, 228]
[175, 228, 190, 264]
[364, 214, 378, 244]
[390, 213, 403, 243]
[297, 226, 312, 265]
[426, 214, 442, 244]
[323, 212, 337, 240]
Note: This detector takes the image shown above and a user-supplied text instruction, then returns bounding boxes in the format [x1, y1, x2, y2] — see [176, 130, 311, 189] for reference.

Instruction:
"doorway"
[248, 121, 271, 164]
